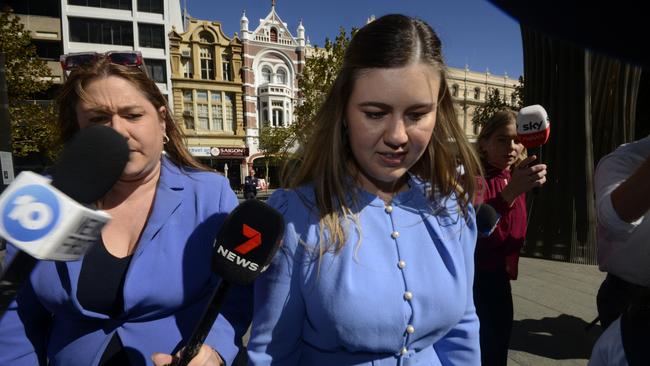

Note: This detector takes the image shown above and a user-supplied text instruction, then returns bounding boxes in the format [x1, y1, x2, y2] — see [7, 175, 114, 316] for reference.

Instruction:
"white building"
[60, 0, 183, 99]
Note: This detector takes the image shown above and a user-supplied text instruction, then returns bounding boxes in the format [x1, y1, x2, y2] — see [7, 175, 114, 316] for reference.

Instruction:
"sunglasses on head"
[60, 51, 144, 73]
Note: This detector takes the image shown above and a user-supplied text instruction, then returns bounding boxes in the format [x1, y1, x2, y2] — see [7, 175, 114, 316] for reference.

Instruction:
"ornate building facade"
[239, 3, 310, 167]
[447, 66, 521, 140]
[169, 19, 247, 189]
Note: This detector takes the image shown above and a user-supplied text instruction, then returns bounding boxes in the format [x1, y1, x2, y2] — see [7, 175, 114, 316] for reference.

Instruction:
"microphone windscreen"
[476, 203, 500, 238]
[516, 104, 550, 149]
[51, 125, 129, 204]
[213, 199, 284, 286]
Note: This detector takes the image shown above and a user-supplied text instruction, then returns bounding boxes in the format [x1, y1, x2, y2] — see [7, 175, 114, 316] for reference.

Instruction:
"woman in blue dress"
[247, 14, 483, 366]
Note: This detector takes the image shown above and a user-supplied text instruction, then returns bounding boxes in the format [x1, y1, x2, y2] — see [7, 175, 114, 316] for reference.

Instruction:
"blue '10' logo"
[1, 184, 61, 242]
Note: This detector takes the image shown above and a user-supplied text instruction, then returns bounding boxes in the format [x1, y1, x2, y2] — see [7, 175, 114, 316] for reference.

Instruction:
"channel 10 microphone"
[171, 199, 284, 366]
[0, 125, 129, 316]
[516, 104, 551, 162]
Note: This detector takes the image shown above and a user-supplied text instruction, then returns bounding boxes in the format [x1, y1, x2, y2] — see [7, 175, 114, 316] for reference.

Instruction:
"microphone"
[0, 125, 129, 316]
[171, 199, 284, 366]
[516, 104, 550, 162]
[476, 203, 500, 238]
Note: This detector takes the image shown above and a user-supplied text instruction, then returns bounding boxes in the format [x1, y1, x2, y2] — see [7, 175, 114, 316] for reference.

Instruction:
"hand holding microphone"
[514, 104, 550, 196]
[153, 199, 284, 366]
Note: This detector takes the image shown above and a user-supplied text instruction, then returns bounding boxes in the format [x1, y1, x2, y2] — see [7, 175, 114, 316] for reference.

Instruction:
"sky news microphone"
[476, 203, 501, 238]
[171, 199, 284, 366]
[0, 125, 129, 316]
[516, 104, 551, 162]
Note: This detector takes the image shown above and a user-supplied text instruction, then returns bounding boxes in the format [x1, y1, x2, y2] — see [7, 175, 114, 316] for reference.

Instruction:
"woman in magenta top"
[474, 110, 548, 366]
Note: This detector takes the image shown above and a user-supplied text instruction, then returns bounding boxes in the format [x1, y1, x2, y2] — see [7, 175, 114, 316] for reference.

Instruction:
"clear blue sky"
[186, 0, 523, 78]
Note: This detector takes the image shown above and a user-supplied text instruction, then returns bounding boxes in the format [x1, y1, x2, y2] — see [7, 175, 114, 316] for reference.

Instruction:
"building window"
[511, 94, 517, 105]
[69, 17, 133, 46]
[261, 67, 271, 83]
[224, 93, 235, 132]
[183, 90, 194, 129]
[138, 23, 164, 48]
[272, 109, 283, 127]
[474, 87, 481, 100]
[494, 88, 500, 98]
[200, 47, 214, 80]
[452, 84, 459, 97]
[211, 92, 223, 131]
[222, 55, 231, 81]
[270, 27, 278, 42]
[196, 90, 209, 130]
[199, 31, 214, 43]
[182, 57, 193, 78]
[143, 58, 166, 83]
[33, 40, 62, 60]
[276, 68, 286, 84]
[137, 0, 163, 14]
[68, 0, 131, 10]
[7, 0, 61, 16]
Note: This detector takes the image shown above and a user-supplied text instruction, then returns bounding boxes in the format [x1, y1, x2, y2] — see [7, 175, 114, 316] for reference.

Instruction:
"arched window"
[276, 68, 286, 84]
[270, 27, 278, 42]
[198, 31, 214, 43]
[474, 87, 481, 100]
[451, 84, 459, 97]
[261, 67, 271, 83]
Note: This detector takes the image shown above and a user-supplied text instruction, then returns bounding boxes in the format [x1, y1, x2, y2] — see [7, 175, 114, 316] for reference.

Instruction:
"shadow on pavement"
[509, 314, 603, 360]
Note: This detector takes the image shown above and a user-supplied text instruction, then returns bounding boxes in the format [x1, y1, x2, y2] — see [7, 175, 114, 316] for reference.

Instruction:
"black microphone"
[476, 203, 500, 238]
[171, 199, 284, 366]
[0, 125, 129, 317]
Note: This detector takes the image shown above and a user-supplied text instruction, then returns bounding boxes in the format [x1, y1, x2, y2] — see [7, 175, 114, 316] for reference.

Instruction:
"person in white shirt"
[590, 134, 650, 365]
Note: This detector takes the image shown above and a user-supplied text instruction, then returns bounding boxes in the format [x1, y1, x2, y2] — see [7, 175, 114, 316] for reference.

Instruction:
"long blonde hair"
[283, 14, 482, 254]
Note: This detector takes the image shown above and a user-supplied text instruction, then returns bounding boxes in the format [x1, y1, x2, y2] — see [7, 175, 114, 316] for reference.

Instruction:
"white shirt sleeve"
[595, 151, 645, 239]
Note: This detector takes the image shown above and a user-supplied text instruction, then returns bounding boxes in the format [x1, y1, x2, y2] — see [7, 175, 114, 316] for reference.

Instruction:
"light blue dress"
[247, 179, 480, 365]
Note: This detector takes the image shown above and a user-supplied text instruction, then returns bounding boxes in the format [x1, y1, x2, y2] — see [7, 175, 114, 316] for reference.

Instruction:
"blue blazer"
[0, 157, 250, 366]
[247, 181, 480, 366]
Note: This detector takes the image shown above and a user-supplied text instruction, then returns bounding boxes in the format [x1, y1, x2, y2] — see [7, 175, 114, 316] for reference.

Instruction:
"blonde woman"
[248, 14, 483, 365]
[474, 109, 547, 366]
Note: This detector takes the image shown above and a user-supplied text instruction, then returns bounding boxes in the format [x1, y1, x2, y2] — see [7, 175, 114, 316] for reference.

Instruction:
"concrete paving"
[508, 257, 606, 365]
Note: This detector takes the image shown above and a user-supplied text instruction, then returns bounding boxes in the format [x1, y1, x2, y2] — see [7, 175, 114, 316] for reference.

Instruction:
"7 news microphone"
[170, 199, 284, 366]
[0, 125, 129, 317]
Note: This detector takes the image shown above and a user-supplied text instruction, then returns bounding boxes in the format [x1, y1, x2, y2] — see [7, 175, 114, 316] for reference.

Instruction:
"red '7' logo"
[234, 224, 261, 254]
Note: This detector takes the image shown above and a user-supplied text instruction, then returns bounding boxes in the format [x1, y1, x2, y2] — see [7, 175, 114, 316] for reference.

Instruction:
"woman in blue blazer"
[0, 53, 249, 366]
[247, 14, 483, 366]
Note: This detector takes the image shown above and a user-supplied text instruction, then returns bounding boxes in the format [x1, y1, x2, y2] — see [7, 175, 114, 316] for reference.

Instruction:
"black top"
[78, 238, 132, 317]
[78, 238, 133, 366]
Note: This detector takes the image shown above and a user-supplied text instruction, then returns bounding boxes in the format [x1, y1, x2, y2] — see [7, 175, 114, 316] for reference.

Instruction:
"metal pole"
[0, 52, 12, 254]
[0, 53, 12, 152]
[0, 52, 15, 193]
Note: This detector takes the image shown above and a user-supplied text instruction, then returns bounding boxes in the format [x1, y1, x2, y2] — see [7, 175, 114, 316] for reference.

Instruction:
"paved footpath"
[508, 257, 606, 365]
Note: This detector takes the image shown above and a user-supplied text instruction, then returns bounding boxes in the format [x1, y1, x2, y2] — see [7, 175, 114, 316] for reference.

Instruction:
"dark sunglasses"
[60, 51, 144, 73]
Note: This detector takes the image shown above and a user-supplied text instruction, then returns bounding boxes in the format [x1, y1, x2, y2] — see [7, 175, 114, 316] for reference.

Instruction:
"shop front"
[188, 146, 249, 192]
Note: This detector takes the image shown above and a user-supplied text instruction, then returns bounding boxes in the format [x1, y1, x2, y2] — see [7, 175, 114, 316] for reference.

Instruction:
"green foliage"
[472, 76, 525, 129]
[1, 8, 60, 159]
[258, 27, 354, 158]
